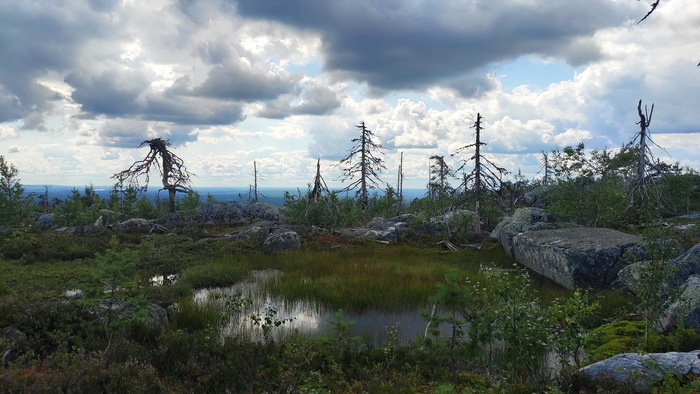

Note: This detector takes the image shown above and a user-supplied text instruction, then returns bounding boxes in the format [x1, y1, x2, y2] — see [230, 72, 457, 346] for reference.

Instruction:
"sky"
[1, 0, 699, 190]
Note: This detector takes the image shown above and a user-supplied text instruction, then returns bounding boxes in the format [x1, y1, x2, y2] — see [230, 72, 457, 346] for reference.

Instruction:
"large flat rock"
[512, 227, 643, 289]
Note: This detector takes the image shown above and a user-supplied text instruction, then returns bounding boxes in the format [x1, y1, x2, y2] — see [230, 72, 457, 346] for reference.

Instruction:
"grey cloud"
[0, 2, 108, 127]
[193, 64, 300, 101]
[235, 0, 634, 95]
[446, 74, 499, 98]
[66, 69, 145, 117]
[258, 84, 341, 118]
[66, 69, 246, 126]
[292, 85, 341, 115]
[95, 120, 197, 149]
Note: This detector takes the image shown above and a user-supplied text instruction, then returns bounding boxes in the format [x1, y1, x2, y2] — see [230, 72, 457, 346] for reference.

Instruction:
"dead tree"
[308, 158, 330, 203]
[252, 161, 259, 202]
[453, 113, 508, 233]
[427, 155, 454, 199]
[396, 152, 404, 215]
[637, 0, 660, 24]
[636, 0, 699, 66]
[339, 121, 386, 210]
[112, 138, 192, 213]
[540, 151, 552, 184]
[627, 99, 666, 210]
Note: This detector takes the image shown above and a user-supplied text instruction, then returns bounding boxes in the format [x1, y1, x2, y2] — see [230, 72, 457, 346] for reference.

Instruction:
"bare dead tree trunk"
[632, 99, 654, 209]
[474, 114, 483, 233]
[453, 113, 507, 233]
[253, 161, 259, 203]
[541, 151, 551, 184]
[309, 158, 329, 203]
[396, 151, 404, 215]
[339, 121, 385, 212]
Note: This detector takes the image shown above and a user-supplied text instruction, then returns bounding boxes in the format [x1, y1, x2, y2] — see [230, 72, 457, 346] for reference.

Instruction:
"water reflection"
[194, 270, 447, 346]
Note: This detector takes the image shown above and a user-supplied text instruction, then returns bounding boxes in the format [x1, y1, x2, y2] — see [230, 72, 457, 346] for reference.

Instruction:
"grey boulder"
[511, 227, 643, 289]
[579, 350, 700, 391]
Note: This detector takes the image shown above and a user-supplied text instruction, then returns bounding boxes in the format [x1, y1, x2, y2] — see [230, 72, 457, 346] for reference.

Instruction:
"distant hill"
[23, 185, 428, 207]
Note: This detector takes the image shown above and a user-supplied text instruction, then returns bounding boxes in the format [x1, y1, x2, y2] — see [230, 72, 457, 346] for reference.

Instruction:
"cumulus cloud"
[0, 124, 18, 140]
[553, 128, 593, 147]
[86, 119, 197, 148]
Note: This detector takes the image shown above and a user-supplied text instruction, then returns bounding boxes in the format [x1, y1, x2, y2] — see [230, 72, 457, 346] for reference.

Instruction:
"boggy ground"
[0, 225, 697, 392]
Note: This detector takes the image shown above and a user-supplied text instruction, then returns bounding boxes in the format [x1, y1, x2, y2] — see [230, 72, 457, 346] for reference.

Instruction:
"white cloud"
[553, 128, 593, 147]
[0, 124, 18, 140]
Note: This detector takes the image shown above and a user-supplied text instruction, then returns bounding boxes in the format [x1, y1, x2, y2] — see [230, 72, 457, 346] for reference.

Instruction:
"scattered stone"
[35, 213, 55, 229]
[93, 209, 116, 227]
[263, 230, 301, 252]
[0, 326, 25, 363]
[116, 218, 151, 233]
[225, 221, 275, 245]
[145, 304, 170, 328]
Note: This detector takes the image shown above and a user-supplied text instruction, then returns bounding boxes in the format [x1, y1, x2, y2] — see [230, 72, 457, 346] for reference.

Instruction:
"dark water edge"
[23, 185, 428, 207]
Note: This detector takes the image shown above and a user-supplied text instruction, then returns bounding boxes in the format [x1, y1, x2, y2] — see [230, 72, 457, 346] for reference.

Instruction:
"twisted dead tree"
[112, 138, 193, 213]
[453, 113, 507, 232]
[339, 121, 386, 210]
[627, 99, 668, 212]
[308, 158, 330, 203]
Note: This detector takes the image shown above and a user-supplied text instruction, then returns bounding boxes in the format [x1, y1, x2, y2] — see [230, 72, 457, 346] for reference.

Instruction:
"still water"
[194, 269, 451, 346]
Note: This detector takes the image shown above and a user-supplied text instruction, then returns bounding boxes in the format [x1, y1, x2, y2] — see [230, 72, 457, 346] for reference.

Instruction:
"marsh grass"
[204, 243, 576, 311]
[177, 256, 252, 290]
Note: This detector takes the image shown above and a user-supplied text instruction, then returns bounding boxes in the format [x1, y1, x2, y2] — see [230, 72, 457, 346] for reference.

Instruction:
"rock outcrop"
[617, 242, 700, 331]
[490, 207, 576, 256]
[579, 350, 700, 391]
[35, 213, 55, 229]
[511, 227, 644, 289]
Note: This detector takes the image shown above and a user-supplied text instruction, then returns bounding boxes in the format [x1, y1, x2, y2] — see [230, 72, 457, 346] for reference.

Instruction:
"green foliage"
[250, 304, 295, 343]
[282, 190, 363, 228]
[80, 236, 144, 350]
[177, 189, 201, 219]
[549, 289, 600, 369]
[54, 187, 103, 226]
[0, 156, 34, 227]
[628, 227, 681, 348]
[545, 144, 631, 227]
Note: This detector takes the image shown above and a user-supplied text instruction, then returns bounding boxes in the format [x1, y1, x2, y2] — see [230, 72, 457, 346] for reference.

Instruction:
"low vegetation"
[2, 146, 700, 392]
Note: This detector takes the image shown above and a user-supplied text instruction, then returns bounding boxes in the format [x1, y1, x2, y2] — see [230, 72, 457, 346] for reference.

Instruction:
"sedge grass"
[205, 243, 576, 311]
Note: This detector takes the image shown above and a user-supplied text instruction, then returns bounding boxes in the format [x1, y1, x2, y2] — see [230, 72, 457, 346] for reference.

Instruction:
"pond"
[195, 269, 450, 346]
[192, 244, 576, 347]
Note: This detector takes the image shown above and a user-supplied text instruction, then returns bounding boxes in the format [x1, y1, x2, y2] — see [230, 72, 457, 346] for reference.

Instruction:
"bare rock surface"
[579, 350, 700, 391]
[512, 227, 643, 289]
